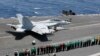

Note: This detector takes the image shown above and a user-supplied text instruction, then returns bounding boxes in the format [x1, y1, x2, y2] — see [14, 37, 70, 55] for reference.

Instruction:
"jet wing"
[32, 27, 43, 35]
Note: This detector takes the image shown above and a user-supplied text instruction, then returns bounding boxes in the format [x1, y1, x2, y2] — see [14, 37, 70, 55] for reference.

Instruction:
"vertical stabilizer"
[16, 14, 33, 30]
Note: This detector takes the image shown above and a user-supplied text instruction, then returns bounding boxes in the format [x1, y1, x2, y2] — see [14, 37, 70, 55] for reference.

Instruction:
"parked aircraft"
[7, 14, 71, 35]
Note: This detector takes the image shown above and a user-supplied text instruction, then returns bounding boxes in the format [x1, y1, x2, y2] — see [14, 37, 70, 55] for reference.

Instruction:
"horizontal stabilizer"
[16, 28, 25, 32]
[6, 24, 16, 27]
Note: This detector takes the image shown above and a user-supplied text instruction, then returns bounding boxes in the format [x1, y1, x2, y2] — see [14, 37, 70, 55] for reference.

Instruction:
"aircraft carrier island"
[1, 14, 100, 56]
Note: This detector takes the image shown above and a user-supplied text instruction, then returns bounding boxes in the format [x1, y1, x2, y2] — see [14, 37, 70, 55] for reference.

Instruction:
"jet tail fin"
[16, 14, 33, 29]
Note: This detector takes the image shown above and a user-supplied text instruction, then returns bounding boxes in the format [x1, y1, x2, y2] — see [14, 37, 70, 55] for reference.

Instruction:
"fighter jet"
[7, 14, 71, 35]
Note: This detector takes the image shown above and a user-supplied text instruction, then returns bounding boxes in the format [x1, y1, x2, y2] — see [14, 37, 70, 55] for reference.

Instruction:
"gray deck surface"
[0, 15, 100, 56]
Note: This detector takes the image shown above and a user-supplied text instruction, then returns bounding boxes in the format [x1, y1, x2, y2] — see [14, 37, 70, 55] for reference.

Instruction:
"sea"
[0, 0, 100, 18]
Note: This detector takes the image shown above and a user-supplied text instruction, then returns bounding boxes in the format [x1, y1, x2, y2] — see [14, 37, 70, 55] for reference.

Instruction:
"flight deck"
[0, 14, 100, 56]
